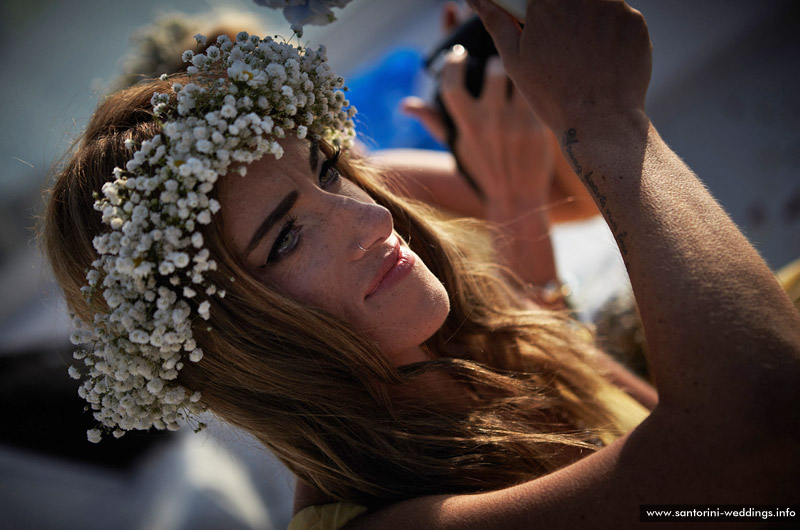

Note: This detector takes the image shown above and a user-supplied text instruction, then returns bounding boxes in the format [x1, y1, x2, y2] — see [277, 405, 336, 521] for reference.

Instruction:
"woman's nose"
[345, 198, 393, 260]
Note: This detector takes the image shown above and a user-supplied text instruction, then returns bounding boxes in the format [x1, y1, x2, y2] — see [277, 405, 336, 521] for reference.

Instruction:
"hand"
[404, 51, 555, 216]
[406, 50, 560, 292]
[449, 51, 556, 213]
[469, 0, 652, 133]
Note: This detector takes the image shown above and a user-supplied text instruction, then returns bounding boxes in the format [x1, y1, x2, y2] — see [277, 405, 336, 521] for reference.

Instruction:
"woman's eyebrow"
[245, 189, 299, 256]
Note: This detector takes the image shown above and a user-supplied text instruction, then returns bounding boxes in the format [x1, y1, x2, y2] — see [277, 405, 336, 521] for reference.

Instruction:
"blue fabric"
[345, 48, 444, 152]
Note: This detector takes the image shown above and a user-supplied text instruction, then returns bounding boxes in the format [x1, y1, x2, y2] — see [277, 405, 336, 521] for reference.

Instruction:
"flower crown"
[69, 32, 356, 443]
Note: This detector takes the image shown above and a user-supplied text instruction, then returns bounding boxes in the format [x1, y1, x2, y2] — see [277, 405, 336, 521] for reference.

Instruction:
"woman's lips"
[365, 241, 416, 299]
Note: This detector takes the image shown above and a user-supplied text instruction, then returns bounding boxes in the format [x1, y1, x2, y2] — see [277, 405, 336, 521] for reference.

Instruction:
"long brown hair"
[42, 76, 646, 506]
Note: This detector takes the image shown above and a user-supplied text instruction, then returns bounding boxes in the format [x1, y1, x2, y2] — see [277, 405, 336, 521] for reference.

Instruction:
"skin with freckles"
[217, 138, 451, 366]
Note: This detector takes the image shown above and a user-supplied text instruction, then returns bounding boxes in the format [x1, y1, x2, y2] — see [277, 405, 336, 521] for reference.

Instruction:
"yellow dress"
[288, 502, 367, 530]
[776, 257, 800, 311]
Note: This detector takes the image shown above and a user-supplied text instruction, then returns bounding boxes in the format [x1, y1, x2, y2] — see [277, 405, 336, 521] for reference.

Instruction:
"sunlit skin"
[217, 138, 451, 366]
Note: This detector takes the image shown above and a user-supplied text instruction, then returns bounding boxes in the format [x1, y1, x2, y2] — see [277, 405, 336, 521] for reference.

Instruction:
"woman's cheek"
[278, 256, 344, 315]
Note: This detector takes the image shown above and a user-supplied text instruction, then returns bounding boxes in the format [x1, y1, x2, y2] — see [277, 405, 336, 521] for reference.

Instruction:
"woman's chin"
[380, 274, 450, 366]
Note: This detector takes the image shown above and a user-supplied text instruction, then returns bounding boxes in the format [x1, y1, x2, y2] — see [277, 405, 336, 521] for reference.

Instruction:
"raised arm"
[471, 0, 800, 414]
[350, 1, 800, 527]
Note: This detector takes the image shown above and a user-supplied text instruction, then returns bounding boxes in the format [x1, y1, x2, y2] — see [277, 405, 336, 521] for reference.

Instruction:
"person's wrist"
[555, 109, 651, 177]
[559, 108, 650, 145]
[482, 174, 553, 215]
[485, 200, 551, 229]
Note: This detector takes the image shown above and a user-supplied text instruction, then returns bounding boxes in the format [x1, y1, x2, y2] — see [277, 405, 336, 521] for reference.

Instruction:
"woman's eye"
[262, 217, 300, 267]
[319, 149, 341, 189]
[320, 165, 340, 188]
[276, 228, 298, 255]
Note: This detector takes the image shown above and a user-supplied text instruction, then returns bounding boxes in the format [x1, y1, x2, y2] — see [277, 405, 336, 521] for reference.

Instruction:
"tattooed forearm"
[564, 128, 582, 174]
[563, 128, 628, 255]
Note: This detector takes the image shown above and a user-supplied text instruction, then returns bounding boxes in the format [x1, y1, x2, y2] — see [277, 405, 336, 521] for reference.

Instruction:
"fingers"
[399, 97, 447, 142]
[482, 56, 509, 112]
[481, 56, 510, 164]
[441, 1, 465, 34]
[440, 50, 533, 137]
[438, 49, 475, 126]
[440, 51, 508, 121]
[485, 0, 527, 22]
[467, 0, 521, 67]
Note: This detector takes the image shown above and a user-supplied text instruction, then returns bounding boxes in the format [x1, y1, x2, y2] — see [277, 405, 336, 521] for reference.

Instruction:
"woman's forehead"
[221, 138, 313, 199]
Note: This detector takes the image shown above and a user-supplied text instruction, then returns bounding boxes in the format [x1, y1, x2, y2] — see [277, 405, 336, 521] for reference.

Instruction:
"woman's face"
[218, 138, 450, 365]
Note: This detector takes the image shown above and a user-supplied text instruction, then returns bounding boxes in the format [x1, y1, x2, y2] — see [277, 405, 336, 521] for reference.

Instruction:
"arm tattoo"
[563, 128, 628, 255]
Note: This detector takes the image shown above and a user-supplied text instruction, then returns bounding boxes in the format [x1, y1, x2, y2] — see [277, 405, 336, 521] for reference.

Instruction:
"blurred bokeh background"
[0, 0, 797, 528]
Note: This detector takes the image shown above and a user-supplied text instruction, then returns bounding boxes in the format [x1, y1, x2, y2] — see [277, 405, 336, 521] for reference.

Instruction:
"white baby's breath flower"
[147, 378, 164, 394]
[87, 429, 102, 444]
[129, 329, 150, 344]
[172, 252, 190, 268]
[192, 54, 208, 69]
[164, 387, 185, 405]
[164, 123, 180, 138]
[197, 210, 212, 225]
[220, 104, 237, 119]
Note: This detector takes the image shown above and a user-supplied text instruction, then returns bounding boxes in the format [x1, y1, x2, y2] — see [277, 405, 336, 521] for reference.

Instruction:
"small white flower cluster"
[71, 32, 356, 443]
[252, 0, 354, 36]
